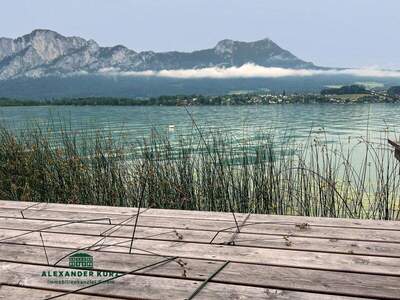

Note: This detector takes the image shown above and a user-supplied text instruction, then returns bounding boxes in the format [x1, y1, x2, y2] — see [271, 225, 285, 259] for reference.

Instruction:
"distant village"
[0, 85, 400, 106]
[152, 84, 400, 106]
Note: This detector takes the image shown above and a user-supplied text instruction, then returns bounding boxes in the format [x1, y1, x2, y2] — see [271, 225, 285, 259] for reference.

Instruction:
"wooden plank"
[0, 243, 395, 299]
[212, 231, 400, 257]
[0, 200, 249, 222]
[2, 229, 400, 276]
[0, 261, 206, 300]
[0, 200, 138, 216]
[0, 285, 119, 299]
[216, 263, 400, 299]
[0, 243, 223, 282]
[1, 200, 399, 230]
[197, 287, 364, 300]
[2, 217, 400, 258]
[0, 217, 216, 243]
[0, 207, 134, 224]
[145, 208, 400, 230]
[236, 222, 400, 243]
[0, 243, 222, 281]
[2, 208, 400, 245]
[123, 239, 400, 276]
[7, 201, 234, 223]
[0, 262, 361, 300]
[0, 208, 239, 231]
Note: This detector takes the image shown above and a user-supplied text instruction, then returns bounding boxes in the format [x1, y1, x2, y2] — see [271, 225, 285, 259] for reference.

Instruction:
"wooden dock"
[0, 200, 400, 299]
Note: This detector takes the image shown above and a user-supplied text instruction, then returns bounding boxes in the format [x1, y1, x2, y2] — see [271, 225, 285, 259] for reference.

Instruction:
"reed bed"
[0, 122, 399, 220]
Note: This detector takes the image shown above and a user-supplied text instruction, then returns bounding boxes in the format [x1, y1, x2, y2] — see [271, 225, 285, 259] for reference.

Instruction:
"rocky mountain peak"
[214, 39, 235, 55]
[11, 29, 88, 62]
[25, 29, 59, 38]
[0, 30, 317, 80]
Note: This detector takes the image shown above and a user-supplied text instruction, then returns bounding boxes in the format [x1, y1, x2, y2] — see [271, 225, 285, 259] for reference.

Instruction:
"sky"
[1, 0, 399, 69]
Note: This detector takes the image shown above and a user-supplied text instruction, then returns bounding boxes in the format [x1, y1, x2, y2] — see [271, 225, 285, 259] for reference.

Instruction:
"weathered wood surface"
[0, 243, 399, 299]
[0, 200, 399, 299]
[2, 217, 400, 258]
[0, 286, 113, 300]
[2, 199, 400, 230]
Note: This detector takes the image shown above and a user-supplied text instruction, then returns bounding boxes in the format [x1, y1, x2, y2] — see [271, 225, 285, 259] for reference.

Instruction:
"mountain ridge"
[0, 29, 318, 80]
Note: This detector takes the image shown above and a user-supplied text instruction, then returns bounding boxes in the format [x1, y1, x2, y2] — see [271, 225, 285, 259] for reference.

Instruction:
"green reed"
[0, 122, 399, 220]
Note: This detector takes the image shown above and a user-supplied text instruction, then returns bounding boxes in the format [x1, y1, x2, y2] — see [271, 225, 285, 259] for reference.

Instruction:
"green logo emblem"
[68, 252, 93, 269]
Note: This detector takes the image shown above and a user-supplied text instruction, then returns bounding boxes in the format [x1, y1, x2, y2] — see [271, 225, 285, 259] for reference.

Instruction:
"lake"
[1, 103, 399, 196]
[0, 104, 398, 147]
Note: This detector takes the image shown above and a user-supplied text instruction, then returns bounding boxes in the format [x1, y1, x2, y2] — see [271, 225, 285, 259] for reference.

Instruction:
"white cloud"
[98, 64, 400, 79]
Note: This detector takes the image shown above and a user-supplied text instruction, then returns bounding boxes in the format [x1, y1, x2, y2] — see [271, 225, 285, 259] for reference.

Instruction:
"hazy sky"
[1, 0, 399, 69]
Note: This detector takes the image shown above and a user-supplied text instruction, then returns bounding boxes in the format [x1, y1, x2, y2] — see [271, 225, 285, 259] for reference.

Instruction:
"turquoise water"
[0, 103, 398, 145]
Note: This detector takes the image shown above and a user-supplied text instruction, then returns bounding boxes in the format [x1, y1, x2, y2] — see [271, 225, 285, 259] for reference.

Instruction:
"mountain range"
[0, 29, 317, 80]
[1, 30, 398, 99]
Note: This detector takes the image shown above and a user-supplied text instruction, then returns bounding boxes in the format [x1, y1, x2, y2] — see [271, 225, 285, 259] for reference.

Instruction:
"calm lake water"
[1, 103, 399, 143]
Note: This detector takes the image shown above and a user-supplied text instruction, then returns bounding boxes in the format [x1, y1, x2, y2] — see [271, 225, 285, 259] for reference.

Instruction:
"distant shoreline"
[0, 92, 399, 107]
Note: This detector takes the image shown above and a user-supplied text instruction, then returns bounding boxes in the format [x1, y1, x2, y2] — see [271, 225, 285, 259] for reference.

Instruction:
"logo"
[40, 252, 120, 286]
[69, 252, 93, 269]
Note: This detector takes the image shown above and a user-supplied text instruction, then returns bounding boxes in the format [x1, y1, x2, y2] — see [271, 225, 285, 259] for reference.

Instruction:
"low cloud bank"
[98, 64, 400, 79]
